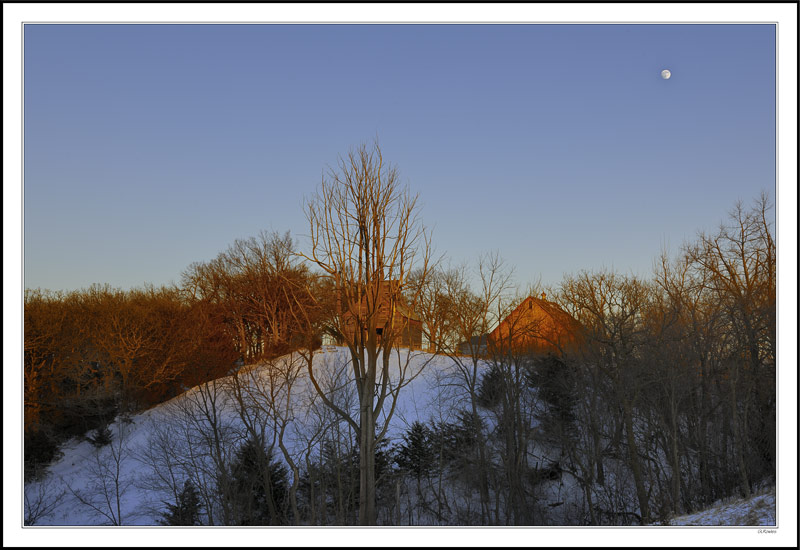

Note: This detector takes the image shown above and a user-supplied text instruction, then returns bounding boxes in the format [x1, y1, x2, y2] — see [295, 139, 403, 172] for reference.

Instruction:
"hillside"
[23, 346, 777, 528]
[23, 347, 463, 526]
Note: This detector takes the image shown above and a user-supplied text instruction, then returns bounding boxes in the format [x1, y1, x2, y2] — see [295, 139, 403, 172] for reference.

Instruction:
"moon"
[661, 69, 672, 80]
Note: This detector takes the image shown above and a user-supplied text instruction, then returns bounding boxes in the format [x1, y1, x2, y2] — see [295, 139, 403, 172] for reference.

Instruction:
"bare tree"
[558, 270, 654, 523]
[176, 379, 242, 525]
[411, 266, 460, 353]
[134, 419, 194, 523]
[425, 253, 516, 524]
[228, 352, 312, 524]
[182, 231, 305, 363]
[300, 140, 432, 525]
[684, 193, 776, 498]
[182, 257, 254, 363]
[24, 478, 66, 525]
[483, 295, 548, 525]
[138, 379, 241, 527]
[65, 420, 134, 525]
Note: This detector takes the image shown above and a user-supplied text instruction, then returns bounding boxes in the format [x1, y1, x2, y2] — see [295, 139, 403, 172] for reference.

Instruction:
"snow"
[22, 346, 778, 531]
[663, 489, 776, 526]
[23, 347, 462, 526]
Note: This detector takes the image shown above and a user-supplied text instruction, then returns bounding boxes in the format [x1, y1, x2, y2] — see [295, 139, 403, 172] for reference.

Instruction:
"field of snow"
[23, 346, 471, 526]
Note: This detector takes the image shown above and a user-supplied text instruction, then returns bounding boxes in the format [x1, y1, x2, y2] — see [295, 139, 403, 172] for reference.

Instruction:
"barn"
[488, 293, 583, 356]
[334, 280, 423, 350]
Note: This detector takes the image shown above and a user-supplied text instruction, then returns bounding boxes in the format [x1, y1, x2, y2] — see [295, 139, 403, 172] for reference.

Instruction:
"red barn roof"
[488, 294, 582, 355]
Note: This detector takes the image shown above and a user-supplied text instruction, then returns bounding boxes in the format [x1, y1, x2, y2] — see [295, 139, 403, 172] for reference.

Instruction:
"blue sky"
[23, 23, 776, 292]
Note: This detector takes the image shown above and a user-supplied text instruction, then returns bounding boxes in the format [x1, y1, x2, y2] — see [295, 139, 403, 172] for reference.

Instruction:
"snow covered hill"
[23, 346, 465, 526]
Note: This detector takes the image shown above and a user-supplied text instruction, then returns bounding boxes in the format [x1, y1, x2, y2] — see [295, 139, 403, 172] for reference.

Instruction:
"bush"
[528, 354, 576, 434]
[477, 363, 505, 409]
[160, 479, 204, 526]
[229, 436, 289, 525]
[395, 421, 435, 478]
[87, 425, 113, 448]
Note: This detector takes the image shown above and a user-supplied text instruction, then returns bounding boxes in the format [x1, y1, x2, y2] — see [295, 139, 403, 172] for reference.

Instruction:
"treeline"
[373, 193, 775, 524]
[180, 231, 332, 363]
[23, 285, 236, 474]
[23, 231, 329, 478]
[557, 193, 776, 521]
[413, 193, 775, 524]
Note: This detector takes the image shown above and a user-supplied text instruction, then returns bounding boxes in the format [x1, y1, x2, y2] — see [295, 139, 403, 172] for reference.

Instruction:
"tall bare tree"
[424, 253, 515, 524]
[559, 270, 654, 523]
[65, 420, 134, 525]
[300, 140, 431, 525]
[685, 193, 776, 498]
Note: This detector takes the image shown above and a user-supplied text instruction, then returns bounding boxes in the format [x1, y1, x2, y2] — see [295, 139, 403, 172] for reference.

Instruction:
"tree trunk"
[358, 396, 377, 525]
[696, 361, 712, 506]
[729, 379, 751, 498]
[589, 368, 605, 485]
[623, 401, 650, 524]
[289, 467, 300, 525]
[669, 396, 681, 515]
[470, 399, 491, 524]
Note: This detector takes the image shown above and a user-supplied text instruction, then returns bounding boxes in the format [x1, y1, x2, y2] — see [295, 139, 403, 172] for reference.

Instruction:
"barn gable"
[488, 293, 582, 355]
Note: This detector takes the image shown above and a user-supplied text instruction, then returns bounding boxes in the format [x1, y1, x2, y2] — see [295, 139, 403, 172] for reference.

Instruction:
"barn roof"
[489, 294, 583, 344]
[522, 295, 582, 330]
